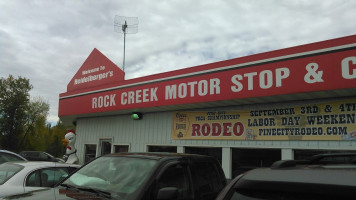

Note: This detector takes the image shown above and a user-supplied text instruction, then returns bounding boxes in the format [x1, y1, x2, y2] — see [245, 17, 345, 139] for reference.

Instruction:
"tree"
[1, 75, 70, 156]
[0, 75, 32, 151]
[18, 97, 50, 151]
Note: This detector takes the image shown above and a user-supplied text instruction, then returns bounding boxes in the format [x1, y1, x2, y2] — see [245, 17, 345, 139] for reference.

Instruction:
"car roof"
[104, 152, 216, 161]
[240, 167, 356, 186]
[2, 161, 81, 168]
[1, 150, 23, 155]
[1, 150, 15, 153]
[19, 151, 50, 155]
[233, 153, 356, 197]
[271, 153, 356, 168]
[20, 151, 45, 153]
[234, 167, 356, 197]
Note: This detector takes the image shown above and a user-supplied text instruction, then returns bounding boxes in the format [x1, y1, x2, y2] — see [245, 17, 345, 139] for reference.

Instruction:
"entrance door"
[100, 139, 112, 156]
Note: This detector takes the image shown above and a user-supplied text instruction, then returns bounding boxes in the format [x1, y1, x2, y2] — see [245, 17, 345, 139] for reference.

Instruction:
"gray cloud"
[1, 0, 355, 124]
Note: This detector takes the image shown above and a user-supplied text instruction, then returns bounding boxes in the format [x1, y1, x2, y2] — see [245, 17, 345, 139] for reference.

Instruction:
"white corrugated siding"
[74, 110, 356, 165]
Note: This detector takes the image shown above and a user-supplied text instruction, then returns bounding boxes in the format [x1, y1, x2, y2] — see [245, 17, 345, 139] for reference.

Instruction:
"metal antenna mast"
[114, 16, 138, 76]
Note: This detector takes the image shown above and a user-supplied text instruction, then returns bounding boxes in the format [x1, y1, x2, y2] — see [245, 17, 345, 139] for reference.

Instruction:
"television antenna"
[114, 16, 139, 77]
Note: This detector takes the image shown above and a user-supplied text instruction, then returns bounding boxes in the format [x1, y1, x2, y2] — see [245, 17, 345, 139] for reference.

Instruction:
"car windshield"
[0, 163, 24, 185]
[62, 156, 157, 199]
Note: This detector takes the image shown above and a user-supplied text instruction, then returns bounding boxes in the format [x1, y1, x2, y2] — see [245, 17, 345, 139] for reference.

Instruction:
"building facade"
[59, 35, 356, 179]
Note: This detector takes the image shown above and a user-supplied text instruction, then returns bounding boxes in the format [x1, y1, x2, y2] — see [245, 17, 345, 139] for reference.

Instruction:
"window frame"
[83, 143, 97, 164]
[113, 144, 130, 153]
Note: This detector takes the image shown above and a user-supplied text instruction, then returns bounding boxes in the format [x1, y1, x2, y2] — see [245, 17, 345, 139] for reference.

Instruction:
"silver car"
[0, 161, 80, 198]
[0, 150, 27, 164]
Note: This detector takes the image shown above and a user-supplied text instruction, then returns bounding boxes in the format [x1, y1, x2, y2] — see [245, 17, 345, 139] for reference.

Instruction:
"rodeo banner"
[172, 99, 356, 141]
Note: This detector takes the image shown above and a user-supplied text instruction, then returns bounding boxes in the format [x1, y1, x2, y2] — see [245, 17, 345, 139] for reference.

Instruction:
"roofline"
[60, 39, 356, 100]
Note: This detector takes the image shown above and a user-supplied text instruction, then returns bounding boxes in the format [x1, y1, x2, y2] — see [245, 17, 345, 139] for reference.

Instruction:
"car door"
[192, 160, 226, 200]
[146, 162, 193, 200]
[24, 167, 74, 192]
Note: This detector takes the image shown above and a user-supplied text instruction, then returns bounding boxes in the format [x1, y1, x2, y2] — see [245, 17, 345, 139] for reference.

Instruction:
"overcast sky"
[1, 0, 356, 124]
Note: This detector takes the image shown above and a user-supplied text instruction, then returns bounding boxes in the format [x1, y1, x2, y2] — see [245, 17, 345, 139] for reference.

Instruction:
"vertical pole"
[222, 147, 232, 179]
[123, 31, 126, 78]
[122, 20, 128, 79]
[282, 149, 294, 160]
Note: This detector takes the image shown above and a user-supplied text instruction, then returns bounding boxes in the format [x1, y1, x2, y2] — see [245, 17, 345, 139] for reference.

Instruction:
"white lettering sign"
[121, 87, 158, 105]
[231, 67, 290, 92]
[342, 56, 356, 79]
[92, 94, 116, 109]
[165, 78, 220, 100]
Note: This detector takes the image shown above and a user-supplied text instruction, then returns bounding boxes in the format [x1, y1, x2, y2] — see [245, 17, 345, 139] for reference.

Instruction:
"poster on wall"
[172, 99, 356, 141]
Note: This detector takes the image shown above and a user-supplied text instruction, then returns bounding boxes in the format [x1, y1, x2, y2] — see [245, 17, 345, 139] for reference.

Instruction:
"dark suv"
[4, 152, 226, 200]
[216, 153, 356, 200]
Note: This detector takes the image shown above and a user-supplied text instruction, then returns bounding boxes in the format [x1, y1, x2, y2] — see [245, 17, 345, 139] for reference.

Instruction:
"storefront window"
[114, 145, 129, 153]
[84, 144, 97, 163]
[148, 146, 177, 153]
[232, 148, 281, 178]
[185, 147, 222, 164]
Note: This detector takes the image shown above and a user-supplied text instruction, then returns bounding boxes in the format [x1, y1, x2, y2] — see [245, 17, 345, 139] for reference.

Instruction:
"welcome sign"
[66, 48, 125, 92]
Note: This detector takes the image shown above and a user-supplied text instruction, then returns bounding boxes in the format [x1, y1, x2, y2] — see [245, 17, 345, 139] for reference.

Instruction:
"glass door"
[99, 139, 112, 156]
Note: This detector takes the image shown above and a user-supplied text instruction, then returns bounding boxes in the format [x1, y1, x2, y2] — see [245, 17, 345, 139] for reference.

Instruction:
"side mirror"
[157, 187, 178, 200]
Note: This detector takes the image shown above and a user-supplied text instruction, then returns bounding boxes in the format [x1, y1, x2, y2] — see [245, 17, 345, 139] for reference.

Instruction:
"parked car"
[2, 152, 227, 200]
[216, 153, 356, 200]
[0, 161, 81, 198]
[0, 150, 27, 164]
[19, 151, 64, 162]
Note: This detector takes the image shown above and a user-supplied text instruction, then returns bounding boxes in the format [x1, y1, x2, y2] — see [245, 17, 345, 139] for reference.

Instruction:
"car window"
[20, 152, 37, 160]
[24, 152, 36, 157]
[0, 163, 24, 184]
[42, 168, 71, 187]
[0, 152, 24, 164]
[155, 164, 190, 200]
[194, 161, 222, 200]
[39, 152, 48, 160]
[26, 171, 41, 187]
[26, 167, 72, 187]
[67, 167, 78, 174]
